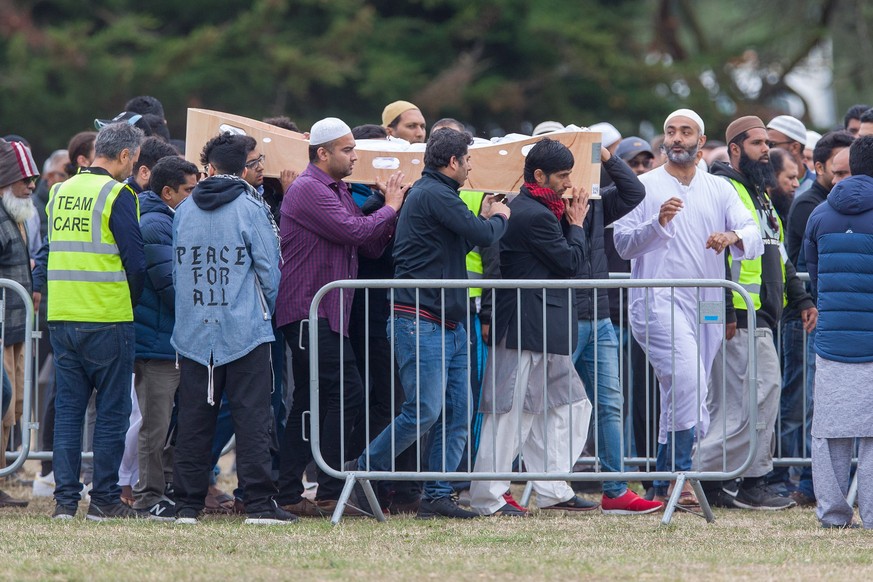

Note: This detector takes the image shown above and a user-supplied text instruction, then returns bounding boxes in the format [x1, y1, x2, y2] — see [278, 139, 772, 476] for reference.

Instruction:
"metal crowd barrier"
[0, 279, 37, 478]
[307, 278, 758, 525]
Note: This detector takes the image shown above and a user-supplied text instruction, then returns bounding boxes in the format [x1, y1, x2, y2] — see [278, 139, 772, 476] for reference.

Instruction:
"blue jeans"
[49, 322, 134, 508]
[572, 318, 626, 498]
[774, 317, 816, 497]
[653, 427, 695, 494]
[359, 317, 471, 501]
[1, 368, 11, 417]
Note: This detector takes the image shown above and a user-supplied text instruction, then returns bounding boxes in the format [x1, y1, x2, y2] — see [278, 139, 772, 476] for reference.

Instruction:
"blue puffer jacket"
[134, 191, 176, 360]
[804, 174, 873, 363]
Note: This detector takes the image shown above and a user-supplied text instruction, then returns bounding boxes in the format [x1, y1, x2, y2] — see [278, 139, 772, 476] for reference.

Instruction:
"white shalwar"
[613, 166, 763, 444]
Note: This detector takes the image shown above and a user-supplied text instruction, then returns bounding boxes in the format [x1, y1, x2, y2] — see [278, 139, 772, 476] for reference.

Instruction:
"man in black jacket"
[470, 138, 602, 516]
[571, 137, 661, 514]
[702, 116, 816, 510]
[349, 128, 510, 519]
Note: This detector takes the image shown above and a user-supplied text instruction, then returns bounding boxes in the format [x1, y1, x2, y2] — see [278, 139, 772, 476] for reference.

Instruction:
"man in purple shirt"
[275, 117, 407, 516]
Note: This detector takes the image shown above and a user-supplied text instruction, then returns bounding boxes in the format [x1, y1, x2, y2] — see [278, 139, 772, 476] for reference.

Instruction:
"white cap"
[664, 109, 705, 135]
[805, 130, 822, 150]
[766, 115, 807, 145]
[589, 122, 621, 147]
[532, 121, 565, 136]
[309, 117, 352, 146]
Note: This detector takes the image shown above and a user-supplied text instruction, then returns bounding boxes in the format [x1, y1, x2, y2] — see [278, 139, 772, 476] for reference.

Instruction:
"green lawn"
[1, 480, 870, 581]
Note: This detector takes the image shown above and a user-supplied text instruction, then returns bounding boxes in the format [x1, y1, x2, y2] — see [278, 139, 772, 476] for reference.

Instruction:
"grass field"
[1, 470, 871, 582]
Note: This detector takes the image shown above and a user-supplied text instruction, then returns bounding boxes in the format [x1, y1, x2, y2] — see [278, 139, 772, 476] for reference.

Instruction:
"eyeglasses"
[629, 158, 654, 169]
[21, 176, 39, 186]
[245, 154, 265, 169]
[766, 140, 793, 148]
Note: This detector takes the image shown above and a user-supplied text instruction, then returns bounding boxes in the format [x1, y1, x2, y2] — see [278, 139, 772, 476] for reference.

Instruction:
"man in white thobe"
[613, 109, 763, 501]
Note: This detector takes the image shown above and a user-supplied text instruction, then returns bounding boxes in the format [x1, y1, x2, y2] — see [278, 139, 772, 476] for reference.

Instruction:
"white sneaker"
[32, 472, 55, 497]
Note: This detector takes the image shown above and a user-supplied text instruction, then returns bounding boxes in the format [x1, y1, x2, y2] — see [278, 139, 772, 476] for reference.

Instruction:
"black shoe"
[734, 483, 797, 511]
[52, 504, 77, 520]
[704, 486, 739, 509]
[416, 496, 479, 520]
[86, 501, 145, 522]
[540, 495, 600, 512]
[141, 499, 176, 522]
[244, 501, 299, 526]
[175, 508, 199, 525]
[490, 503, 528, 517]
[821, 522, 861, 529]
[0, 489, 29, 508]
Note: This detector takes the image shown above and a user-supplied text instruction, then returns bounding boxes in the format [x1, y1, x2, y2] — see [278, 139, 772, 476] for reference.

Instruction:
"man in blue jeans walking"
[351, 128, 510, 519]
[571, 143, 664, 514]
[46, 122, 146, 521]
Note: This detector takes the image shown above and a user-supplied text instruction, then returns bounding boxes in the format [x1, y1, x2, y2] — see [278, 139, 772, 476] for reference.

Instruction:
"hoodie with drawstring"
[171, 175, 280, 390]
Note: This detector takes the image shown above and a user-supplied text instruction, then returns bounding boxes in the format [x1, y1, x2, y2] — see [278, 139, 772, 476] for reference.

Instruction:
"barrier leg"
[847, 471, 859, 508]
[360, 479, 386, 523]
[332, 476, 356, 525]
[690, 479, 715, 523]
[520, 481, 534, 508]
[660, 474, 685, 526]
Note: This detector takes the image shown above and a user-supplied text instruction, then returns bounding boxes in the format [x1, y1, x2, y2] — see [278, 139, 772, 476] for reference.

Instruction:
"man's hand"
[32, 291, 41, 314]
[564, 186, 590, 227]
[600, 146, 611, 163]
[801, 306, 818, 333]
[279, 169, 298, 193]
[725, 321, 737, 341]
[376, 172, 409, 212]
[705, 231, 740, 254]
[481, 194, 510, 219]
[659, 197, 683, 227]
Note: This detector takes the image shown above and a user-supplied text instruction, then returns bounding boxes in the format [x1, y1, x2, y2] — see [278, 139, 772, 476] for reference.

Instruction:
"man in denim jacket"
[171, 132, 293, 525]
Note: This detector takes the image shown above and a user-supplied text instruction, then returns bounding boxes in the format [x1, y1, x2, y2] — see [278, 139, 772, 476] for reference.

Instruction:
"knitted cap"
[0, 139, 39, 188]
[664, 109, 705, 135]
[767, 115, 807, 145]
[309, 117, 352, 146]
[725, 116, 766, 145]
[381, 101, 419, 128]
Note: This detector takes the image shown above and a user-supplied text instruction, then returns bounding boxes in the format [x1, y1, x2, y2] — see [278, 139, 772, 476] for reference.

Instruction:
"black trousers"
[630, 336, 660, 490]
[173, 343, 277, 514]
[277, 319, 364, 504]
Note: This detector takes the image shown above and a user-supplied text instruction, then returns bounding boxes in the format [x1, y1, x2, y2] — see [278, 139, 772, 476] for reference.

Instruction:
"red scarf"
[524, 182, 565, 221]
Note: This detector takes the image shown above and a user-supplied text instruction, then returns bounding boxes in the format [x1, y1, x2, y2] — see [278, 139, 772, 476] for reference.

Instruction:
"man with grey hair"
[0, 138, 40, 508]
[46, 122, 146, 521]
[767, 115, 814, 197]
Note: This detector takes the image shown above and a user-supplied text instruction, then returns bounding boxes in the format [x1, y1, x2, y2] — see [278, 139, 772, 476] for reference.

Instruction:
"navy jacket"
[134, 191, 176, 359]
[804, 174, 873, 363]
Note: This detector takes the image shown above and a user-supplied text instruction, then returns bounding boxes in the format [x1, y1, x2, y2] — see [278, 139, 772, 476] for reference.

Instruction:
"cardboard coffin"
[185, 108, 602, 196]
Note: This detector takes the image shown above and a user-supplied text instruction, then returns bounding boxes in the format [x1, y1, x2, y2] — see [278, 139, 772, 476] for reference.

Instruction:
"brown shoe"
[0, 489, 29, 508]
[204, 488, 235, 514]
[315, 498, 368, 517]
[280, 498, 329, 518]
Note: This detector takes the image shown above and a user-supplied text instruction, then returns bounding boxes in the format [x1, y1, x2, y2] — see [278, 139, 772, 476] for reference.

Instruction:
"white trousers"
[471, 350, 592, 515]
[118, 376, 141, 487]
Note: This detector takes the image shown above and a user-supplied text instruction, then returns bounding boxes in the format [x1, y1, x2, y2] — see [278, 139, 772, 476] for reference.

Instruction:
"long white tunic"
[613, 165, 763, 443]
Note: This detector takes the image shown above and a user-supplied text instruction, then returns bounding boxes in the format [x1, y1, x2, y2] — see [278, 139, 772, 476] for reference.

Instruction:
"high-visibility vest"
[727, 179, 786, 312]
[459, 190, 485, 299]
[46, 171, 139, 322]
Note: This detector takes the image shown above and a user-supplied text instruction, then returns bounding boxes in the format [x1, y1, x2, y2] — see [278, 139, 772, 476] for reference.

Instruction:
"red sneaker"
[601, 490, 664, 515]
[502, 492, 527, 513]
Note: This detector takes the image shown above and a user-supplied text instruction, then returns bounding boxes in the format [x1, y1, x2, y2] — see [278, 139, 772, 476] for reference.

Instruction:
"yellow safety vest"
[46, 171, 139, 322]
[459, 190, 485, 298]
[727, 179, 786, 312]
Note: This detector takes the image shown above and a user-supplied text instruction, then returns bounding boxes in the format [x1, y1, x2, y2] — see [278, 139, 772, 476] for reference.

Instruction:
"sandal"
[205, 488, 236, 514]
[120, 485, 135, 507]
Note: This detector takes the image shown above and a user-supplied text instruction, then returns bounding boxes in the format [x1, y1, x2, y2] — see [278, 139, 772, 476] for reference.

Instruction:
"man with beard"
[701, 116, 816, 510]
[767, 148, 800, 223]
[766, 116, 814, 198]
[613, 110, 763, 505]
[0, 139, 39, 508]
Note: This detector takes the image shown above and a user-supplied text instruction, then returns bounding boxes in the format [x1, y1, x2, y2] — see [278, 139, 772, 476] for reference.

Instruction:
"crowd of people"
[0, 95, 872, 529]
